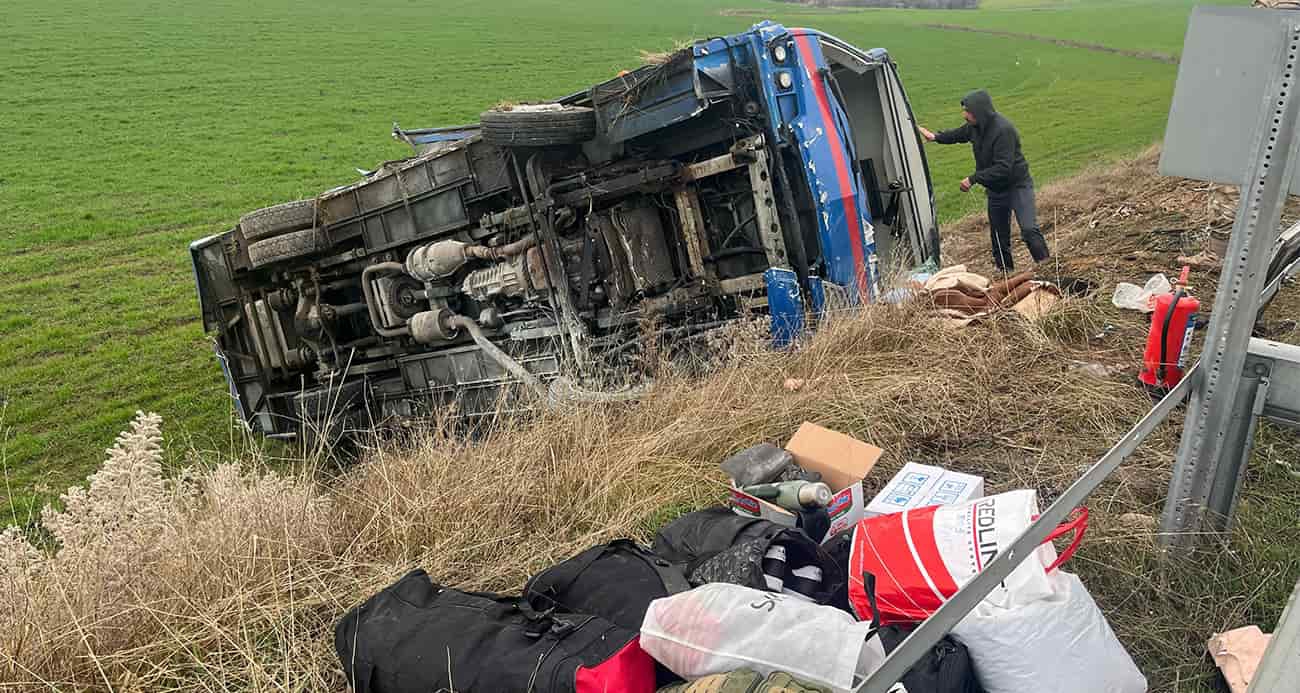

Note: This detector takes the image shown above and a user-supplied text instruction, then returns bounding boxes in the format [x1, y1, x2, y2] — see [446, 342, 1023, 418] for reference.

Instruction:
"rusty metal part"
[361, 262, 413, 338]
[744, 138, 788, 269]
[267, 287, 298, 312]
[380, 276, 427, 321]
[590, 200, 675, 305]
[318, 302, 370, 323]
[551, 163, 680, 208]
[409, 309, 459, 344]
[444, 314, 546, 395]
[461, 255, 532, 300]
[672, 187, 709, 279]
[679, 137, 760, 182]
[524, 246, 551, 291]
[404, 235, 539, 282]
[466, 234, 537, 261]
[405, 240, 469, 280]
[522, 152, 590, 368]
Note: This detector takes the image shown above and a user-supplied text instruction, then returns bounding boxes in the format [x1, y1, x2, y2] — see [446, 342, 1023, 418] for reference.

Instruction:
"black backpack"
[873, 626, 984, 693]
[524, 539, 692, 632]
[856, 571, 985, 693]
[652, 507, 846, 606]
[334, 569, 657, 693]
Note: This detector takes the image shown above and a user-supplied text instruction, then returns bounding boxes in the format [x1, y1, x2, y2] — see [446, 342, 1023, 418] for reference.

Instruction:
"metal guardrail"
[858, 9, 1300, 689]
[855, 370, 1199, 692]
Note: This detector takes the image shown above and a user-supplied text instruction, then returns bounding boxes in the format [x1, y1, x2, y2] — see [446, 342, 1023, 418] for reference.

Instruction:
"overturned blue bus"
[189, 21, 939, 443]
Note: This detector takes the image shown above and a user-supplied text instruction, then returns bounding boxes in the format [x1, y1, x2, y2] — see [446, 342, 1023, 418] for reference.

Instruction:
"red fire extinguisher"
[1139, 266, 1199, 389]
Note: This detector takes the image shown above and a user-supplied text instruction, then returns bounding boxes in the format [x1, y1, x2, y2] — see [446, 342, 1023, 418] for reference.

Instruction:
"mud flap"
[765, 267, 804, 347]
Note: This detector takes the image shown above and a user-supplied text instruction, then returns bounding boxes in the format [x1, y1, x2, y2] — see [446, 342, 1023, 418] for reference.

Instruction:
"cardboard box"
[728, 422, 883, 542]
[864, 462, 984, 518]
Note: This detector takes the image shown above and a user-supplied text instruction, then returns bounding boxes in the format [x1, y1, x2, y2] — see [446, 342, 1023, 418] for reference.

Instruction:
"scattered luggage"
[847, 489, 1087, 623]
[721, 443, 818, 487]
[657, 668, 831, 693]
[863, 462, 984, 518]
[951, 571, 1147, 693]
[334, 569, 657, 693]
[641, 581, 984, 693]
[332, 423, 1143, 693]
[857, 573, 984, 693]
[525, 539, 691, 632]
[653, 508, 845, 605]
[725, 424, 881, 542]
[875, 624, 983, 693]
[640, 583, 879, 691]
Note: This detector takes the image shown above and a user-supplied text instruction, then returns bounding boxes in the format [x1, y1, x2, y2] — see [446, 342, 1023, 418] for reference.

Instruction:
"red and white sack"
[847, 489, 1087, 623]
[951, 570, 1147, 693]
[640, 583, 884, 692]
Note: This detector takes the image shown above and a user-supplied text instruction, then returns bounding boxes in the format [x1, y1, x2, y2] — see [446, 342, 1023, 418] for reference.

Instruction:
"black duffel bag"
[334, 569, 657, 693]
[524, 539, 691, 632]
[858, 572, 985, 693]
[652, 507, 846, 606]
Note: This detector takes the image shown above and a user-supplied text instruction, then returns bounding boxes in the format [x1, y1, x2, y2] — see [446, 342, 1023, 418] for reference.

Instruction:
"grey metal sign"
[1159, 6, 1300, 542]
[1160, 7, 1300, 194]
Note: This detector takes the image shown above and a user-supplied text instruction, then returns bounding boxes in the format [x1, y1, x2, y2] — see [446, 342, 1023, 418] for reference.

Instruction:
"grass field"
[0, 0, 1208, 515]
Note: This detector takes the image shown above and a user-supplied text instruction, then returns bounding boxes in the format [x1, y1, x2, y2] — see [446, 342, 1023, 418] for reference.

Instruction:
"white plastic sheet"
[640, 583, 881, 692]
[951, 571, 1147, 693]
[1112, 274, 1172, 312]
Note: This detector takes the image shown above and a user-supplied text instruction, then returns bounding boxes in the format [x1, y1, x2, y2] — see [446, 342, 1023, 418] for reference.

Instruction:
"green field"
[0, 0, 1208, 514]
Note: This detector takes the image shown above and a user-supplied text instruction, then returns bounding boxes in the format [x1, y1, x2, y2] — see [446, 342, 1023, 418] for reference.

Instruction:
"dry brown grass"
[4, 149, 1299, 691]
[945, 146, 1241, 279]
[2, 298, 1213, 691]
[638, 40, 695, 66]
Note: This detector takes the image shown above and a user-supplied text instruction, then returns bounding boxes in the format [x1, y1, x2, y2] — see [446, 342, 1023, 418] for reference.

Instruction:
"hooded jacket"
[934, 90, 1031, 193]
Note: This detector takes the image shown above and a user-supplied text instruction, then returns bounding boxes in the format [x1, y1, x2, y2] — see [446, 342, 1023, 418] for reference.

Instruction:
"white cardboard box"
[864, 462, 984, 518]
[728, 422, 883, 543]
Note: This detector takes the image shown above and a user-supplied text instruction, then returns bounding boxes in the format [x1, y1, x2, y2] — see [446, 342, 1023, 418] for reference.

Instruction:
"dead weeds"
[2, 150, 1298, 691]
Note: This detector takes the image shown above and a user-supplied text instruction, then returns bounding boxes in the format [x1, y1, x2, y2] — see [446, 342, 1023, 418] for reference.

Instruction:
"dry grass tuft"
[2, 293, 1297, 690]
[0, 302, 1195, 690]
[945, 146, 1244, 279]
[639, 40, 695, 66]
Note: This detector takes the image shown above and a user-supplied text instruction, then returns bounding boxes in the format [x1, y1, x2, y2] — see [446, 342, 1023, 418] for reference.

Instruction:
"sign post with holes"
[1158, 7, 1300, 545]
[850, 11, 1300, 691]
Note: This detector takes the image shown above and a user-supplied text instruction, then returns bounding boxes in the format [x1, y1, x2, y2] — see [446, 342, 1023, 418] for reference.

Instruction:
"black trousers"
[987, 183, 1050, 271]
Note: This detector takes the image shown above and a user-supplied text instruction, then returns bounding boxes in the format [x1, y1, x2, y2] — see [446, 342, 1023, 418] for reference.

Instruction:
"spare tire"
[247, 228, 326, 268]
[240, 199, 317, 241]
[480, 105, 597, 146]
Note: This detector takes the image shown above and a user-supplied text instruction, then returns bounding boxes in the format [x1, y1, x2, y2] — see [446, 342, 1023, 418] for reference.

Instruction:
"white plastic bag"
[640, 583, 882, 692]
[951, 571, 1147, 693]
[1112, 274, 1172, 312]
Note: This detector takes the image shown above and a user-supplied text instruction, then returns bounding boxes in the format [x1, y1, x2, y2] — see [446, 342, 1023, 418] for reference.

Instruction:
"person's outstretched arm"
[919, 123, 971, 144]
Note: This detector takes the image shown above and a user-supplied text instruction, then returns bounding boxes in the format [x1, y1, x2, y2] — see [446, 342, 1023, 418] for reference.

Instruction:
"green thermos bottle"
[742, 480, 833, 511]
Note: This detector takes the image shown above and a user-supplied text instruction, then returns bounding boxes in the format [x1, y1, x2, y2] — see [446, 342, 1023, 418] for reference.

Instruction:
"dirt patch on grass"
[923, 23, 1178, 63]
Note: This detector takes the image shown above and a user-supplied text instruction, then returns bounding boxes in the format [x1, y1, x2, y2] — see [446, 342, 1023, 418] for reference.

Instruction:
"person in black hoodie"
[919, 89, 1051, 271]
